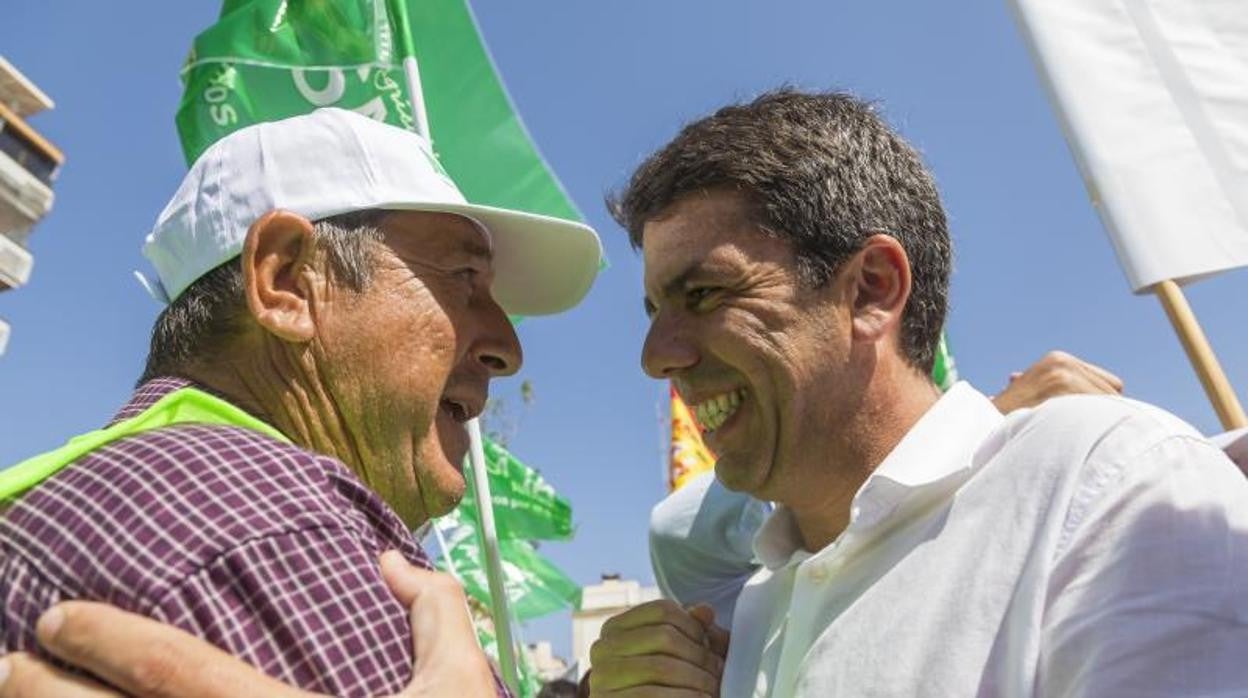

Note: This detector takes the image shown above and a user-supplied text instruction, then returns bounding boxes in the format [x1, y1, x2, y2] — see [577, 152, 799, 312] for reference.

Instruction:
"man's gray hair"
[138, 210, 388, 385]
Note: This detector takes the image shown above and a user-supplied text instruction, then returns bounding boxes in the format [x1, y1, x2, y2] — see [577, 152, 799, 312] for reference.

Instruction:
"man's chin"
[420, 468, 467, 519]
[713, 456, 768, 495]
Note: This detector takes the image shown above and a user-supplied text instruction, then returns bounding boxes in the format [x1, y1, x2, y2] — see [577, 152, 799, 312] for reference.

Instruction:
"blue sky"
[3, 1, 1247, 658]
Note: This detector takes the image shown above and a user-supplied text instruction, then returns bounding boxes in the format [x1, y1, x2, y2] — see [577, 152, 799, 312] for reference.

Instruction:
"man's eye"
[687, 287, 720, 309]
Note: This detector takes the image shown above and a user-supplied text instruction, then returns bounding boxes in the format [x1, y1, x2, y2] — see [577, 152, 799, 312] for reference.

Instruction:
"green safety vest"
[0, 387, 290, 503]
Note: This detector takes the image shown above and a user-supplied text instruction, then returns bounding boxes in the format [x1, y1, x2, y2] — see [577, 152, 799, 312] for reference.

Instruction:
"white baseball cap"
[141, 108, 602, 316]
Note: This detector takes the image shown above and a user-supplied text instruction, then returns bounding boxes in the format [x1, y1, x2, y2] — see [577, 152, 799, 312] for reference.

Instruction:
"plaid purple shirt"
[0, 377, 507, 696]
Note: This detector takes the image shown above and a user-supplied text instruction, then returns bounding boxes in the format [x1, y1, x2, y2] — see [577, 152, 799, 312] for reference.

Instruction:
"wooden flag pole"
[1153, 279, 1248, 430]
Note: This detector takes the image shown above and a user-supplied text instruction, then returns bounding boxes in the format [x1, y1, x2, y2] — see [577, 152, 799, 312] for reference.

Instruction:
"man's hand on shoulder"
[991, 351, 1123, 415]
[585, 600, 728, 697]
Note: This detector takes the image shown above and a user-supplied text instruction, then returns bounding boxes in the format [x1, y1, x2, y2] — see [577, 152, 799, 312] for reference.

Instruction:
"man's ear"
[240, 210, 319, 342]
[845, 234, 912, 344]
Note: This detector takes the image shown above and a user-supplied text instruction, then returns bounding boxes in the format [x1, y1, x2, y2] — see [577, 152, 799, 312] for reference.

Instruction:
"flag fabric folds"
[178, 0, 414, 164]
[437, 508, 581, 621]
[459, 437, 574, 541]
[178, 0, 583, 225]
[1008, 0, 1248, 291]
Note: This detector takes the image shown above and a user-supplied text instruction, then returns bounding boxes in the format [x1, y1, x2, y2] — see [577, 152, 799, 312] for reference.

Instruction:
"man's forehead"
[641, 205, 758, 277]
[382, 210, 493, 259]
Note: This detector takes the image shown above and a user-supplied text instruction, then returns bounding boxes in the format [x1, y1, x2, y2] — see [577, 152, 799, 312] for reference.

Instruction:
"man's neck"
[788, 367, 941, 553]
[182, 342, 365, 473]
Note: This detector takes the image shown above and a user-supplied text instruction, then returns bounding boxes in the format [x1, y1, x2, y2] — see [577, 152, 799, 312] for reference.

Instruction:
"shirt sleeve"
[149, 525, 417, 697]
[648, 472, 771, 626]
[1037, 432, 1248, 697]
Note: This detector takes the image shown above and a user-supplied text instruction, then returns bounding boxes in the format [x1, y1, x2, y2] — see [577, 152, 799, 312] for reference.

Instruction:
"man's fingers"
[705, 623, 730, 660]
[1078, 361, 1124, 393]
[588, 654, 719, 695]
[378, 553, 476, 664]
[599, 600, 706, 646]
[0, 653, 123, 698]
[685, 604, 714, 629]
[590, 625, 723, 674]
[685, 604, 730, 659]
[32, 603, 308, 698]
[1065, 362, 1119, 397]
[377, 553, 496, 698]
[379, 549, 439, 607]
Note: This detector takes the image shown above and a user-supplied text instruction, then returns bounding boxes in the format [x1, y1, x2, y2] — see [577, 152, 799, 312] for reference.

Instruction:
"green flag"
[931, 331, 958, 392]
[178, 0, 411, 163]
[474, 622, 542, 698]
[459, 438, 573, 541]
[437, 509, 581, 621]
[178, 0, 582, 224]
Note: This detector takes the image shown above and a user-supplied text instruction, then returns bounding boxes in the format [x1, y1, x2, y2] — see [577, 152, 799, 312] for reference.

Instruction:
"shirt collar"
[108, 376, 254, 427]
[753, 382, 1004, 569]
[109, 377, 195, 425]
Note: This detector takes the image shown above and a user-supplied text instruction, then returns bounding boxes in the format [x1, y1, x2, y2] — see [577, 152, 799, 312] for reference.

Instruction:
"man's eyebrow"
[661, 264, 702, 298]
[643, 263, 703, 316]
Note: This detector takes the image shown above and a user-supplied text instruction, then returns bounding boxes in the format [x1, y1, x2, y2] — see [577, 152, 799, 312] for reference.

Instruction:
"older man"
[583, 89, 1248, 697]
[0, 108, 600, 696]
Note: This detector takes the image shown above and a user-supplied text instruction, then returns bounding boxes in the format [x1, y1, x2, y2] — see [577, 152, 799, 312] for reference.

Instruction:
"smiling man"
[586, 89, 1248, 696]
[0, 108, 600, 697]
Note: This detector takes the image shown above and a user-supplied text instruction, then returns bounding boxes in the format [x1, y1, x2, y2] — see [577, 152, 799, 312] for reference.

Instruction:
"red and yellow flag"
[669, 385, 716, 491]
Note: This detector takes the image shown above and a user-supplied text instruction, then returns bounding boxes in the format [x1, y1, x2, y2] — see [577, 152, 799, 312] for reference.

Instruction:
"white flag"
[1008, 0, 1248, 292]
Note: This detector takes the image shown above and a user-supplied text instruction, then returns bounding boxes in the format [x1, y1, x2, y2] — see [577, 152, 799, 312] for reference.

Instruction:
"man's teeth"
[693, 389, 746, 433]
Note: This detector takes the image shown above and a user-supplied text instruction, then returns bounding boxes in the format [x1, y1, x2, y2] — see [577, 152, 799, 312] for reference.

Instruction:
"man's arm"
[0, 553, 496, 698]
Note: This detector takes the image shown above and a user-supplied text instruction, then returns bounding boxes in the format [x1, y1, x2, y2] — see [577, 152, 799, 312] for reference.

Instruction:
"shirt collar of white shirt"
[752, 382, 1004, 570]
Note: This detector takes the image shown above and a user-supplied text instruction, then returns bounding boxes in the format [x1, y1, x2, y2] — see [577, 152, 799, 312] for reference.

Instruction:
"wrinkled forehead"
[380, 209, 494, 264]
[641, 194, 776, 285]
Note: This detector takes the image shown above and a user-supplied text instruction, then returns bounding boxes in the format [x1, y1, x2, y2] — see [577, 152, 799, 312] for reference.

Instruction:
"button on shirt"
[723, 383, 1248, 697]
[0, 378, 510, 697]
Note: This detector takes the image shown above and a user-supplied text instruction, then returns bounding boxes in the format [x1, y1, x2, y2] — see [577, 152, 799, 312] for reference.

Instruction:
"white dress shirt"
[722, 383, 1248, 697]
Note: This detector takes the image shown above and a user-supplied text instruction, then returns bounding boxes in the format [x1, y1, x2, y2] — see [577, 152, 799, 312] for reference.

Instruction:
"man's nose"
[641, 310, 698, 379]
[472, 296, 522, 377]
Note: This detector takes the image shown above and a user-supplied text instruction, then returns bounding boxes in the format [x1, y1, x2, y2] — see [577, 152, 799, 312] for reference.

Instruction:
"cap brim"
[384, 202, 602, 316]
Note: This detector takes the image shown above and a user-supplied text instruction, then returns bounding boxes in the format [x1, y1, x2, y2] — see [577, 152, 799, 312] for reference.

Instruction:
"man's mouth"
[438, 393, 484, 424]
[690, 388, 747, 433]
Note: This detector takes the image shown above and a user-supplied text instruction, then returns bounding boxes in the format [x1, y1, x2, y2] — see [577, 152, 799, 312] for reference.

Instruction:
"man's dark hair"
[138, 209, 388, 385]
[608, 89, 951, 374]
